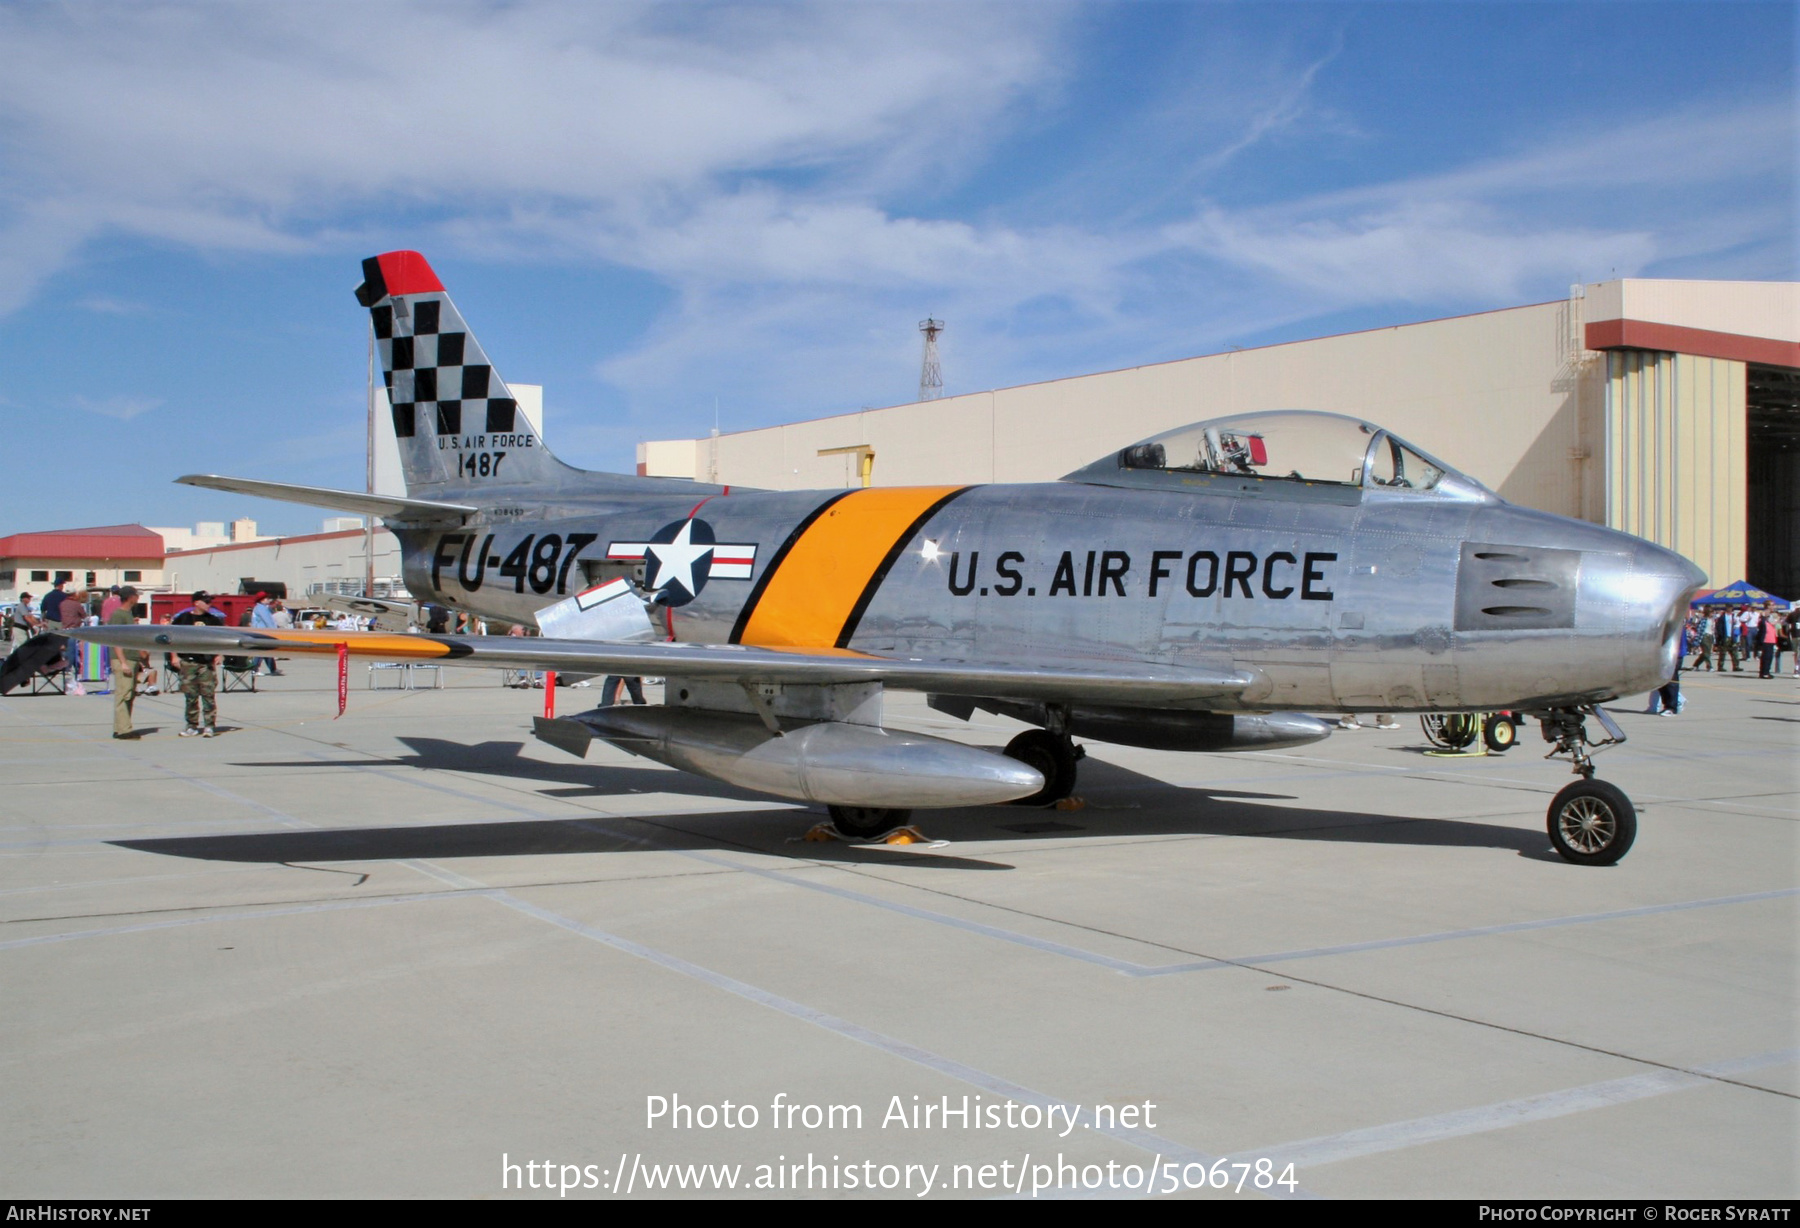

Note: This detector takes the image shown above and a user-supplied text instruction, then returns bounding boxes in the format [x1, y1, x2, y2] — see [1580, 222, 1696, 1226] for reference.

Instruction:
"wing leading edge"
[67, 625, 1257, 707]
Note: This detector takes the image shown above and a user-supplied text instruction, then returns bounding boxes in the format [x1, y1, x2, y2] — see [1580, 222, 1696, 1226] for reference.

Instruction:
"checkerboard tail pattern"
[354, 251, 565, 495]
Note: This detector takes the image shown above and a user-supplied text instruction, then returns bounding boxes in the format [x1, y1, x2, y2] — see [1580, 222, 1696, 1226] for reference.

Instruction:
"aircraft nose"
[1581, 538, 1707, 693]
[1636, 540, 1708, 620]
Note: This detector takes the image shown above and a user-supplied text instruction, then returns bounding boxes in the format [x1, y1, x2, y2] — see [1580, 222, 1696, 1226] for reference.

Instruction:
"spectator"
[1652, 619, 1688, 715]
[601, 676, 646, 707]
[9, 594, 39, 638]
[1690, 613, 1714, 670]
[107, 586, 148, 738]
[171, 591, 225, 737]
[1714, 610, 1740, 671]
[59, 590, 89, 695]
[1756, 605, 1779, 678]
[39, 579, 70, 627]
[250, 593, 282, 676]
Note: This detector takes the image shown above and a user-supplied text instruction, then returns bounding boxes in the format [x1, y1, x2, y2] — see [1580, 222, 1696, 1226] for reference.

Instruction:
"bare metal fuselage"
[397, 473, 1698, 717]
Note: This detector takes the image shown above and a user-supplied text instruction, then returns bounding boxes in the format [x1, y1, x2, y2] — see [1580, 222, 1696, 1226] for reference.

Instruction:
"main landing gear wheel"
[1003, 729, 1080, 807]
[827, 805, 912, 839]
[1482, 714, 1517, 753]
[1546, 779, 1636, 866]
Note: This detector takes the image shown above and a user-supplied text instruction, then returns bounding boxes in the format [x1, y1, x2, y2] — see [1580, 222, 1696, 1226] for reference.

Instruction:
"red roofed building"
[0, 525, 167, 605]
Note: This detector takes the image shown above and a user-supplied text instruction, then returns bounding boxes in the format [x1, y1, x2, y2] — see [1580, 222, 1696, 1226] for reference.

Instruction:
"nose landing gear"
[1536, 705, 1635, 865]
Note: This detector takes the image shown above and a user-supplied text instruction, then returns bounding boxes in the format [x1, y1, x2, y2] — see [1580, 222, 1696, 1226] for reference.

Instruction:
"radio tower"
[918, 317, 944, 402]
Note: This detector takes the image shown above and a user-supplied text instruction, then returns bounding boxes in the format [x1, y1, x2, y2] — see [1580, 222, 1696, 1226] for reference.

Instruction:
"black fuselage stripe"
[726, 491, 855, 644]
[834, 486, 975, 649]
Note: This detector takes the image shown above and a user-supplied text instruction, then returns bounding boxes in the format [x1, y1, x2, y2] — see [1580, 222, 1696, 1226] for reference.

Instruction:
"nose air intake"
[1454, 543, 1580, 631]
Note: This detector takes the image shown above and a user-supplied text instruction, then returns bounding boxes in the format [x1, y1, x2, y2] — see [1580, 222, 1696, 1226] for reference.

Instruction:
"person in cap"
[39, 579, 69, 627]
[250, 592, 282, 676]
[8, 593, 39, 638]
[171, 591, 224, 737]
[106, 587, 148, 738]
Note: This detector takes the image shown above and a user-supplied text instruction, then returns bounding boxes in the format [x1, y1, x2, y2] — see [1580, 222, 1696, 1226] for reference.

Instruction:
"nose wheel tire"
[1482, 714, 1517, 753]
[1546, 779, 1636, 865]
[828, 805, 913, 839]
[1003, 729, 1079, 806]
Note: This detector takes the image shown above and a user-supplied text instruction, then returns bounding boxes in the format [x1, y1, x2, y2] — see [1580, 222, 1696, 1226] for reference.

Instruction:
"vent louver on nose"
[1455, 543, 1580, 631]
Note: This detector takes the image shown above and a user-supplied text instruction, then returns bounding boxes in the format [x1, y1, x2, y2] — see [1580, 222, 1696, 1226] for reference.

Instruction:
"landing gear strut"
[1003, 725, 1083, 807]
[1536, 705, 1635, 865]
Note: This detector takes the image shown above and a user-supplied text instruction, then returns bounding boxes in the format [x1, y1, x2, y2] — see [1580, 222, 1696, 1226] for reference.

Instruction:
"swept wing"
[67, 624, 1256, 707]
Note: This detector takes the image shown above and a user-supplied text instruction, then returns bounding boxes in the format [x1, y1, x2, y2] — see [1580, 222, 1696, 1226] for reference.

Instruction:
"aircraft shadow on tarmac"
[113, 738, 1564, 868]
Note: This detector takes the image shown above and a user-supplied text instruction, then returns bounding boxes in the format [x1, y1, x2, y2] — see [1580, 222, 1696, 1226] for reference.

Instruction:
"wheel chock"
[1054, 795, 1087, 811]
[797, 822, 945, 847]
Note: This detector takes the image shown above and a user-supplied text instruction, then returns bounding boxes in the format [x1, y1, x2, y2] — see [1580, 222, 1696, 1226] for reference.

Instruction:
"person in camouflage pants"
[171, 591, 224, 737]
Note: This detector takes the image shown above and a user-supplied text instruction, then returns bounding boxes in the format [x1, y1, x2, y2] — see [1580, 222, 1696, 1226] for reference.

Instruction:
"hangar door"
[1746, 364, 1799, 599]
[1604, 350, 1746, 589]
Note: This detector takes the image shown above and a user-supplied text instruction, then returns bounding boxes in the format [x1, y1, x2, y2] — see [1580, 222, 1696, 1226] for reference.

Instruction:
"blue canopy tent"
[1691, 580, 1791, 609]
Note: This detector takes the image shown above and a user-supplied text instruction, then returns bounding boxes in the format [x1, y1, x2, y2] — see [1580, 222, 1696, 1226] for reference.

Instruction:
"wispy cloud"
[0, 2, 1789, 453]
[75, 295, 148, 315]
[593, 96, 1789, 423]
[0, 3, 1064, 289]
[71, 393, 162, 421]
[1159, 101, 1792, 307]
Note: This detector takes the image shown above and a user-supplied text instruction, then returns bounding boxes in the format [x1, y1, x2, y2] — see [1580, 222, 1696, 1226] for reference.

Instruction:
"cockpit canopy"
[1062, 410, 1492, 502]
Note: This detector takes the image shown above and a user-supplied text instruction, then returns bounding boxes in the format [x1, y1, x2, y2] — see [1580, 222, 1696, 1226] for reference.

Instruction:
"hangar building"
[639, 280, 1798, 595]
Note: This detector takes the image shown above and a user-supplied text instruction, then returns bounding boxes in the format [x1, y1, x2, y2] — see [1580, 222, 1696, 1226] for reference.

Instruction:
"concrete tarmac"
[2, 658, 1794, 1199]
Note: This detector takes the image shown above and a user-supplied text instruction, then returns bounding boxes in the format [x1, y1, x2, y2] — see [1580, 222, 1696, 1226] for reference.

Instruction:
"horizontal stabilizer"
[66, 625, 1260, 707]
[176, 475, 476, 525]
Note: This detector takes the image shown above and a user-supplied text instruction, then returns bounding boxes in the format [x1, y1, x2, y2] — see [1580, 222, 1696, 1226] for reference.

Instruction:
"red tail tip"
[374, 250, 444, 296]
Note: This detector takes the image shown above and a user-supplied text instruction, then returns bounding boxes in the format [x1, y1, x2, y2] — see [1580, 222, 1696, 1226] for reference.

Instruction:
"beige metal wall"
[1586, 280, 1800, 343]
[668, 298, 1604, 523]
[1605, 351, 1747, 587]
[162, 529, 404, 600]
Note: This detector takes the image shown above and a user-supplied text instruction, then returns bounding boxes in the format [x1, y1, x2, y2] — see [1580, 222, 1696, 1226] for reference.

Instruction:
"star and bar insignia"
[605, 518, 757, 606]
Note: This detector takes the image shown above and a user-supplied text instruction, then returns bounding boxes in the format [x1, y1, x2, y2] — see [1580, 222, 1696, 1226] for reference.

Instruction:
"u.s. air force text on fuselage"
[936, 546, 1337, 602]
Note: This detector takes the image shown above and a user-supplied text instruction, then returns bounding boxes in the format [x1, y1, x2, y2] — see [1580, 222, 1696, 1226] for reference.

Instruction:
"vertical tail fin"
[355, 251, 579, 497]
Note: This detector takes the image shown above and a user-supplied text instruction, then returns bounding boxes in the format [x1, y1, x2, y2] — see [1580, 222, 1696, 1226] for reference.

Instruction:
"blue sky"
[1, 0, 1793, 536]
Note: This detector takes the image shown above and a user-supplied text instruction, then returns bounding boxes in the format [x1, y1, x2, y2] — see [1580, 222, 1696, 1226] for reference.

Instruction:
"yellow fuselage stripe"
[737, 486, 966, 648]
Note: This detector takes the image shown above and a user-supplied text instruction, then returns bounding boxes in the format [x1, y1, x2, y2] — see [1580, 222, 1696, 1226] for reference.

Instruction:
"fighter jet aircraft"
[61, 251, 1706, 865]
